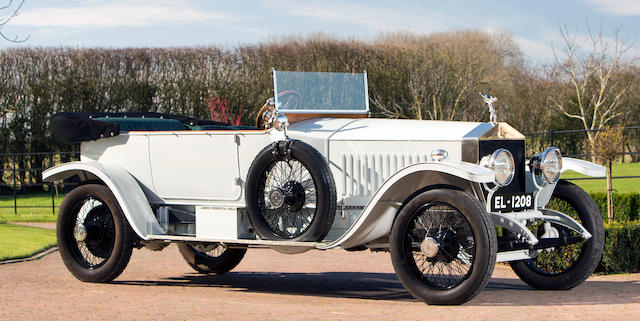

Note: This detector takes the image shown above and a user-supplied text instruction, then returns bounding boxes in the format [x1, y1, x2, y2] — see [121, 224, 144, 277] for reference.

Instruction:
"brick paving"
[1, 242, 639, 320]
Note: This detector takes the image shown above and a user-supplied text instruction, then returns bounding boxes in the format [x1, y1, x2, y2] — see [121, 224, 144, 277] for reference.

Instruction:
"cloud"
[484, 28, 556, 62]
[264, 1, 450, 34]
[573, 32, 640, 57]
[514, 36, 556, 61]
[585, 0, 640, 15]
[10, 0, 246, 28]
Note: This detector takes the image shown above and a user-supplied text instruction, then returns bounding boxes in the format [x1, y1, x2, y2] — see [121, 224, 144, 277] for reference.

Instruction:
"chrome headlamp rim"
[540, 147, 562, 184]
[274, 114, 289, 132]
[483, 148, 515, 187]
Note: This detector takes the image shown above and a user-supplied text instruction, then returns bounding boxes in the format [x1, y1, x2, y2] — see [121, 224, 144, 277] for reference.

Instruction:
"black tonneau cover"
[51, 112, 229, 144]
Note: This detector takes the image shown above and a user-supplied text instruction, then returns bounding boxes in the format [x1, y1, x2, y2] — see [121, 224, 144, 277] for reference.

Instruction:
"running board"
[147, 234, 326, 248]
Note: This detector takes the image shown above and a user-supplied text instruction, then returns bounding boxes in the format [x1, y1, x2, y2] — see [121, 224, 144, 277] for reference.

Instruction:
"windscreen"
[273, 70, 369, 113]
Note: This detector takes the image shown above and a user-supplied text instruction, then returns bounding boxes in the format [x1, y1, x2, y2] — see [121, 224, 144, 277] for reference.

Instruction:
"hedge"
[589, 192, 640, 221]
[532, 221, 640, 274]
[599, 221, 640, 274]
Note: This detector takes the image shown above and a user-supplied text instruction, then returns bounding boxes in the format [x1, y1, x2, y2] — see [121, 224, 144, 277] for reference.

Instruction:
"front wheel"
[57, 184, 134, 282]
[178, 243, 246, 274]
[509, 180, 604, 290]
[390, 189, 497, 305]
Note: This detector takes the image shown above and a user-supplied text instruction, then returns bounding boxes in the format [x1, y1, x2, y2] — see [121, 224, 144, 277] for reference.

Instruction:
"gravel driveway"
[1, 242, 639, 320]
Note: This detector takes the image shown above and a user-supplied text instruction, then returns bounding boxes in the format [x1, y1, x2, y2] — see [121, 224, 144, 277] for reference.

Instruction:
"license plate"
[491, 193, 534, 212]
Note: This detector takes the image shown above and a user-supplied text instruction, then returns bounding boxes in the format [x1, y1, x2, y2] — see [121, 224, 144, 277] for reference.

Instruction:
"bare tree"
[374, 30, 520, 121]
[0, 0, 29, 42]
[552, 25, 635, 161]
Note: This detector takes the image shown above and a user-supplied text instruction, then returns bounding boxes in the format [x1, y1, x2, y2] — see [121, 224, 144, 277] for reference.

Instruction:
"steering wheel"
[276, 90, 301, 110]
[255, 90, 302, 128]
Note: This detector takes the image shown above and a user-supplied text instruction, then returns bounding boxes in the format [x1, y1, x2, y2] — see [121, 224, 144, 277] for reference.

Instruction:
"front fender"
[319, 161, 494, 249]
[562, 157, 606, 177]
[43, 161, 163, 240]
[526, 157, 605, 209]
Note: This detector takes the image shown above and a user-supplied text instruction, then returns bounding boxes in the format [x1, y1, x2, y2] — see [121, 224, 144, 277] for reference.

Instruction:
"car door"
[148, 132, 241, 201]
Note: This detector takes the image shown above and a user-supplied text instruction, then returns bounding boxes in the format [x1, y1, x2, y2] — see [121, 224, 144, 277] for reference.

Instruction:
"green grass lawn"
[0, 162, 637, 223]
[561, 162, 640, 194]
[0, 193, 63, 223]
[0, 223, 57, 261]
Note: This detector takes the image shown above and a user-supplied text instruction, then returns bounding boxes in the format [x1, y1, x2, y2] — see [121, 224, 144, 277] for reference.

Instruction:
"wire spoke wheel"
[405, 203, 476, 289]
[525, 197, 583, 275]
[69, 197, 116, 269]
[246, 141, 336, 243]
[178, 243, 247, 274]
[390, 189, 496, 305]
[192, 243, 226, 258]
[258, 159, 318, 238]
[509, 181, 604, 290]
[57, 184, 133, 283]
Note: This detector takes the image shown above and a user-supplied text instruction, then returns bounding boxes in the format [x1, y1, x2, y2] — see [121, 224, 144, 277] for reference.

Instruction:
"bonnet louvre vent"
[341, 153, 430, 197]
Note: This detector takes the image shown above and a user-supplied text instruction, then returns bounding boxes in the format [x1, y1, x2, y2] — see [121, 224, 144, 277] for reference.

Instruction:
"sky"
[1, 0, 640, 62]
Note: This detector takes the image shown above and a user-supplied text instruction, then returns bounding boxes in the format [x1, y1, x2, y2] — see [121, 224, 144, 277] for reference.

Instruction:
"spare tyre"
[245, 140, 336, 242]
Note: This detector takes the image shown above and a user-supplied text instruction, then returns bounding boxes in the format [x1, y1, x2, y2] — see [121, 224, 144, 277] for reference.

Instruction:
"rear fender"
[43, 161, 163, 239]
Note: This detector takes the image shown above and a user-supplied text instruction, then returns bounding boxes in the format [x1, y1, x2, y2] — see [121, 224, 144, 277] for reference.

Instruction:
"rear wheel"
[57, 184, 134, 282]
[509, 180, 604, 289]
[390, 189, 497, 305]
[178, 243, 246, 274]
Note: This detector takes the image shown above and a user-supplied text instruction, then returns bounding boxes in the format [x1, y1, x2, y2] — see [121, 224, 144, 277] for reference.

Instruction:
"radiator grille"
[340, 153, 430, 197]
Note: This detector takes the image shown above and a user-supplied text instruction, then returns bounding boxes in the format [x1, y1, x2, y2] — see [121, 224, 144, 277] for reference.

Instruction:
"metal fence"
[1, 126, 638, 216]
[524, 126, 640, 159]
[524, 126, 640, 183]
[0, 151, 80, 215]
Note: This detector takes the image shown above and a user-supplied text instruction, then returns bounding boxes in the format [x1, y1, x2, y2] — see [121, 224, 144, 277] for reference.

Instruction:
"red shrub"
[207, 96, 242, 125]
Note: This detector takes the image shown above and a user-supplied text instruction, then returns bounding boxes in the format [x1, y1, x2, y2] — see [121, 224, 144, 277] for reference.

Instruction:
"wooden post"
[12, 155, 17, 214]
[607, 160, 614, 221]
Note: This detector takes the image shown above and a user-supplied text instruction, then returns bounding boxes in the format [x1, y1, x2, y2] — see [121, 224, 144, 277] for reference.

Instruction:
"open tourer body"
[44, 70, 605, 305]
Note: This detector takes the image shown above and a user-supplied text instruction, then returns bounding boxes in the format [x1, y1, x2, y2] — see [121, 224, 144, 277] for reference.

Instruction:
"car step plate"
[147, 234, 325, 247]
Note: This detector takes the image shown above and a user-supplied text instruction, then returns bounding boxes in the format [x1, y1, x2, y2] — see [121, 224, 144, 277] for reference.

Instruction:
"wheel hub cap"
[269, 189, 285, 208]
[283, 181, 306, 212]
[74, 223, 87, 242]
[420, 237, 439, 258]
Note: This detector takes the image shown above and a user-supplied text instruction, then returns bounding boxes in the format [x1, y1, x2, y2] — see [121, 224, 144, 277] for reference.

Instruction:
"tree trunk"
[587, 132, 597, 163]
[606, 160, 614, 221]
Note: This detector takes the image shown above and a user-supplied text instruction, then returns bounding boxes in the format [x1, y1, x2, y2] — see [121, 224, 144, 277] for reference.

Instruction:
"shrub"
[589, 192, 639, 221]
[526, 220, 640, 275]
[599, 221, 640, 274]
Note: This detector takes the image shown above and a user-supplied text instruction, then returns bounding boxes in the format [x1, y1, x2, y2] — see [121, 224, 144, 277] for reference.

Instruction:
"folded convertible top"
[51, 112, 230, 144]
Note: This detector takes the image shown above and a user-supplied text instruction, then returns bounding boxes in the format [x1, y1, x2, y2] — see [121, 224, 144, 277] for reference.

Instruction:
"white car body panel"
[287, 118, 492, 205]
[79, 129, 283, 206]
[43, 118, 500, 245]
[42, 161, 163, 239]
[562, 157, 606, 177]
[43, 116, 605, 249]
[319, 161, 494, 249]
[148, 133, 241, 200]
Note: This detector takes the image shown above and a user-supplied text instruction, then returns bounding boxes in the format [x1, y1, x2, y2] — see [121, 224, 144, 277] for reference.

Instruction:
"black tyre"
[245, 140, 336, 242]
[390, 189, 497, 305]
[178, 243, 247, 274]
[509, 180, 604, 290]
[57, 184, 134, 282]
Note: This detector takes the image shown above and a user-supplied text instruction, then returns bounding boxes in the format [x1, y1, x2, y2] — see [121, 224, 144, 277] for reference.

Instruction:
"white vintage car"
[44, 70, 605, 305]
